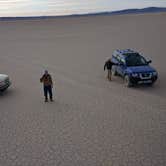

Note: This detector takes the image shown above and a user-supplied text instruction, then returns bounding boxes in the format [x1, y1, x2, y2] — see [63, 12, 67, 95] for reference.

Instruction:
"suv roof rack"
[117, 49, 135, 53]
[115, 49, 138, 56]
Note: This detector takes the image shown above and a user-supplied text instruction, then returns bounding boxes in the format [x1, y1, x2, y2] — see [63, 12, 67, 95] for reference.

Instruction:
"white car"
[0, 74, 11, 92]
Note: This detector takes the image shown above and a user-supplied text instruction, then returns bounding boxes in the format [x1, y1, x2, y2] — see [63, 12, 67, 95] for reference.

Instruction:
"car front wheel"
[0, 88, 8, 92]
[124, 75, 133, 87]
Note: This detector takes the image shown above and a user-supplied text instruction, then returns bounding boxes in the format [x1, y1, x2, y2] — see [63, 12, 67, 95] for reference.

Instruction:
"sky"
[0, 0, 166, 17]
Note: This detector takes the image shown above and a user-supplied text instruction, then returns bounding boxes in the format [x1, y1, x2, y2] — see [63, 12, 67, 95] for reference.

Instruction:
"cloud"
[0, 0, 166, 17]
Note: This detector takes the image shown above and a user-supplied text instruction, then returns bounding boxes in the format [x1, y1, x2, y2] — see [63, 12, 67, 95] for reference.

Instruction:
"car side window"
[117, 55, 126, 65]
[112, 54, 119, 62]
[120, 58, 125, 65]
[115, 54, 121, 63]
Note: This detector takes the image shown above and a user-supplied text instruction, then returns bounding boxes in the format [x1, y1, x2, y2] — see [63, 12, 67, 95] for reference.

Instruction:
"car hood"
[127, 65, 156, 73]
[0, 74, 8, 82]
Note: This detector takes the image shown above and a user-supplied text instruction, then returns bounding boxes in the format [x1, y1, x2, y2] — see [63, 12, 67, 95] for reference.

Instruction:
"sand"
[0, 13, 166, 166]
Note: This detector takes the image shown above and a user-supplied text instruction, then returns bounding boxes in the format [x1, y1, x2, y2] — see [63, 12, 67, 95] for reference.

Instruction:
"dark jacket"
[40, 74, 53, 86]
[104, 60, 117, 70]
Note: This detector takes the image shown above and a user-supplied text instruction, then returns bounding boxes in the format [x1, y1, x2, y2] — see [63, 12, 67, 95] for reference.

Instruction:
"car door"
[111, 54, 119, 74]
[112, 54, 120, 74]
[117, 58, 126, 76]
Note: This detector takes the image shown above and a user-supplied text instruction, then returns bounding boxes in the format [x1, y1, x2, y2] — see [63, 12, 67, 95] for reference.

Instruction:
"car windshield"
[125, 53, 147, 67]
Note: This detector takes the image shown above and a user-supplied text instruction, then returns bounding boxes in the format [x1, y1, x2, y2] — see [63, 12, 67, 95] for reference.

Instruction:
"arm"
[112, 62, 118, 66]
[104, 62, 107, 71]
[40, 75, 44, 83]
[49, 75, 53, 87]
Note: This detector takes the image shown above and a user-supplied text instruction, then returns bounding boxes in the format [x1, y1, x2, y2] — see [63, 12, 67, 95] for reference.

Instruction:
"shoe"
[50, 99, 54, 102]
[45, 99, 48, 102]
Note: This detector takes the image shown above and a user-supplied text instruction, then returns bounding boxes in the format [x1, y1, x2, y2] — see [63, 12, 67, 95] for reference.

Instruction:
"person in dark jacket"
[40, 70, 53, 102]
[104, 59, 117, 81]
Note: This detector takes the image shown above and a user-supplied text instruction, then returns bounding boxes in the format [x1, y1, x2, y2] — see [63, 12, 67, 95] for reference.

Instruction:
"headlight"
[0, 81, 5, 86]
[152, 71, 157, 76]
[132, 73, 138, 77]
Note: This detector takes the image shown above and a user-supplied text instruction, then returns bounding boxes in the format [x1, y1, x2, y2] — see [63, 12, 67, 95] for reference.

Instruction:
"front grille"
[141, 73, 150, 77]
[5, 78, 10, 84]
[140, 73, 152, 79]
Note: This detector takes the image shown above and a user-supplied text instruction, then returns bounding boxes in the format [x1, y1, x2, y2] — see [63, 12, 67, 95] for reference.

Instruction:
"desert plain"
[0, 13, 166, 166]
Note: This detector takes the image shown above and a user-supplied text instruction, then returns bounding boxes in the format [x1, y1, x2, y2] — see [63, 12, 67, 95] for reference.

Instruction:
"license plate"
[138, 80, 152, 84]
[0, 82, 5, 86]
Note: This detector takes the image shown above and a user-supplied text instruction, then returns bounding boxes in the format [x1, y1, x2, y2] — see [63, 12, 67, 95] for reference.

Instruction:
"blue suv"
[111, 49, 158, 87]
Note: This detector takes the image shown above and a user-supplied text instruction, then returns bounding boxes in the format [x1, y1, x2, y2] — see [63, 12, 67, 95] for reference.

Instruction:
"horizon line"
[0, 6, 166, 19]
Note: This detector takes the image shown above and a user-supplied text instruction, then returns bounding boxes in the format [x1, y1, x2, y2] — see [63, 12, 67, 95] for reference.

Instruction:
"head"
[108, 58, 111, 62]
[44, 70, 48, 75]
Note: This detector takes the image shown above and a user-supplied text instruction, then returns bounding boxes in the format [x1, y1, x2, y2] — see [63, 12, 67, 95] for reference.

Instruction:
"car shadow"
[133, 81, 165, 96]
[0, 88, 16, 99]
[112, 75, 165, 96]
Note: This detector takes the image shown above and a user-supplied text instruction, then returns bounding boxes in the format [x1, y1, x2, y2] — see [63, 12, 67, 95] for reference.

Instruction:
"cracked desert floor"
[0, 13, 166, 166]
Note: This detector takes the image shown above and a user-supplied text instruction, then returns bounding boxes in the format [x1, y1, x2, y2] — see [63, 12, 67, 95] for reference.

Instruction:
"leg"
[108, 70, 111, 81]
[48, 85, 53, 101]
[107, 70, 109, 79]
[109, 70, 112, 81]
[44, 86, 48, 102]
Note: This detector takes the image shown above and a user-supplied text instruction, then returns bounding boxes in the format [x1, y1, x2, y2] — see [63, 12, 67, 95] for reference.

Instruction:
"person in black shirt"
[104, 59, 117, 81]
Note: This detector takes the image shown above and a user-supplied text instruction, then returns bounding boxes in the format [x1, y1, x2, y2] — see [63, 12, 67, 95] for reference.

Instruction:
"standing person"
[40, 70, 53, 102]
[104, 59, 117, 81]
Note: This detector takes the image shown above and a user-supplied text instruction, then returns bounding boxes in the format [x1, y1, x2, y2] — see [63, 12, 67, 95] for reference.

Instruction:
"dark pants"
[44, 85, 53, 100]
[107, 69, 112, 80]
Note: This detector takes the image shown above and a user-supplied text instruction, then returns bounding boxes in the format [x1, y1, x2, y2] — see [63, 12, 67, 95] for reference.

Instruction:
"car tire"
[124, 75, 133, 87]
[0, 87, 9, 92]
[0, 89, 6, 92]
[148, 81, 155, 86]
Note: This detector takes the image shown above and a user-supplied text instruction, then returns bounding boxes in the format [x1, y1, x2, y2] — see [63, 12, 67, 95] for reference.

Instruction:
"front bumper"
[0, 81, 11, 91]
[130, 75, 158, 84]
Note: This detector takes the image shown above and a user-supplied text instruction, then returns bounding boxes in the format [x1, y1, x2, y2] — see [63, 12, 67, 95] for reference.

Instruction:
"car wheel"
[148, 81, 155, 86]
[0, 87, 8, 92]
[0, 89, 5, 92]
[124, 75, 133, 87]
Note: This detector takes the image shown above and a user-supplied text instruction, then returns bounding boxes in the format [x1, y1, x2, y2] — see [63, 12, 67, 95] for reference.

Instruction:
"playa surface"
[0, 13, 166, 166]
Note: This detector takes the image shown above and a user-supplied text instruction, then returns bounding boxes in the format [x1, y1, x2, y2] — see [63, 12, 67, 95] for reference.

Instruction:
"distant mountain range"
[110, 7, 166, 15]
[0, 7, 166, 21]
